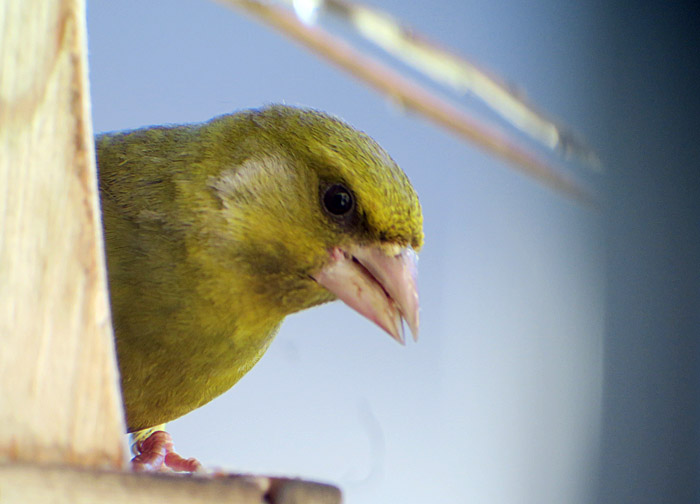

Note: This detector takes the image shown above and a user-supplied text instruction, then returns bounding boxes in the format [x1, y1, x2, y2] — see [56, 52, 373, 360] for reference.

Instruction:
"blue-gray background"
[87, 1, 699, 502]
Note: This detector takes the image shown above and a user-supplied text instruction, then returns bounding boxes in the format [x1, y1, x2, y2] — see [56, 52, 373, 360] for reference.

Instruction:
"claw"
[131, 430, 203, 473]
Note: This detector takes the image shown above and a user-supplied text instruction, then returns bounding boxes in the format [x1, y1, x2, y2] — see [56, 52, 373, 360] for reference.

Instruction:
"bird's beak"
[312, 244, 419, 344]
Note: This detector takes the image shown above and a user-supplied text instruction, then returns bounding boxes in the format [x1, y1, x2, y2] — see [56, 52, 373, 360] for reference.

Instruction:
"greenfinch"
[96, 105, 423, 471]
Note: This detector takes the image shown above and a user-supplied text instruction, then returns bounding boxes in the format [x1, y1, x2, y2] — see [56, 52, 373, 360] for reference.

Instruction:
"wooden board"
[0, 0, 126, 468]
[0, 463, 342, 504]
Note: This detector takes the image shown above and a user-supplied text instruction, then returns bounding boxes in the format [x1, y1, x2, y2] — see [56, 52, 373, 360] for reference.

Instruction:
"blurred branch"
[222, 0, 595, 205]
[309, 0, 602, 170]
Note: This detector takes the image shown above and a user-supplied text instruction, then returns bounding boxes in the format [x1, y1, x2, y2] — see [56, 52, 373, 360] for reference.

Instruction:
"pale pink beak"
[312, 244, 419, 344]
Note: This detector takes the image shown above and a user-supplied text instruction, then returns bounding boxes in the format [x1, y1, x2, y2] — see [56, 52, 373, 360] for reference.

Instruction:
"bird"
[96, 104, 423, 471]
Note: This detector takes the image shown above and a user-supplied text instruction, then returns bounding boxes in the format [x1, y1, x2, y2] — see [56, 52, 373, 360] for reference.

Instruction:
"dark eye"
[323, 184, 355, 216]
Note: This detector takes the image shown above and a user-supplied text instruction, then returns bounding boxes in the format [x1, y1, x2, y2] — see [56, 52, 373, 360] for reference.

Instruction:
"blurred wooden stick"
[223, 0, 594, 205]
[312, 0, 601, 170]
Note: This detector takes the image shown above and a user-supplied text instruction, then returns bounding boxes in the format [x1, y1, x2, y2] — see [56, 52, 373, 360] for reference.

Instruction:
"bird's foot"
[131, 430, 203, 473]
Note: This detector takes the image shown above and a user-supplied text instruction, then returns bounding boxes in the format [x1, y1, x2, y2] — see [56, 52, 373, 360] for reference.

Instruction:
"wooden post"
[0, 0, 126, 468]
[0, 1, 341, 501]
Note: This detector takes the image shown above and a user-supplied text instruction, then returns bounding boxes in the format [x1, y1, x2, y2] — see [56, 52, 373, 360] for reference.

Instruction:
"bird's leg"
[131, 429, 203, 472]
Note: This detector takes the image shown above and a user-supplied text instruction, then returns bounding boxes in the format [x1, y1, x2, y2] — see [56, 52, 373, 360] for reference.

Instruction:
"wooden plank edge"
[0, 462, 342, 504]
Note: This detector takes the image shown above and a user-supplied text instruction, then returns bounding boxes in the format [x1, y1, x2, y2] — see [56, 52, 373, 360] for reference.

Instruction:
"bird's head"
[201, 105, 423, 343]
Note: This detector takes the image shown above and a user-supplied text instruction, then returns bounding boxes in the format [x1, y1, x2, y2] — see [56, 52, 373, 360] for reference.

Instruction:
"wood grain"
[0, 0, 126, 468]
[0, 464, 342, 504]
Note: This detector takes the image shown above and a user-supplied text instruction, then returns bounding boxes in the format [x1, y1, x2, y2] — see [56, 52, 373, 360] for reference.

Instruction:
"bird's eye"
[323, 184, 355, 216]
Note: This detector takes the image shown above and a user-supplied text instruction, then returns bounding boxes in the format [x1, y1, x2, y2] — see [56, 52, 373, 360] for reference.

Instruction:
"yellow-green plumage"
[97, 105, 423, 433]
